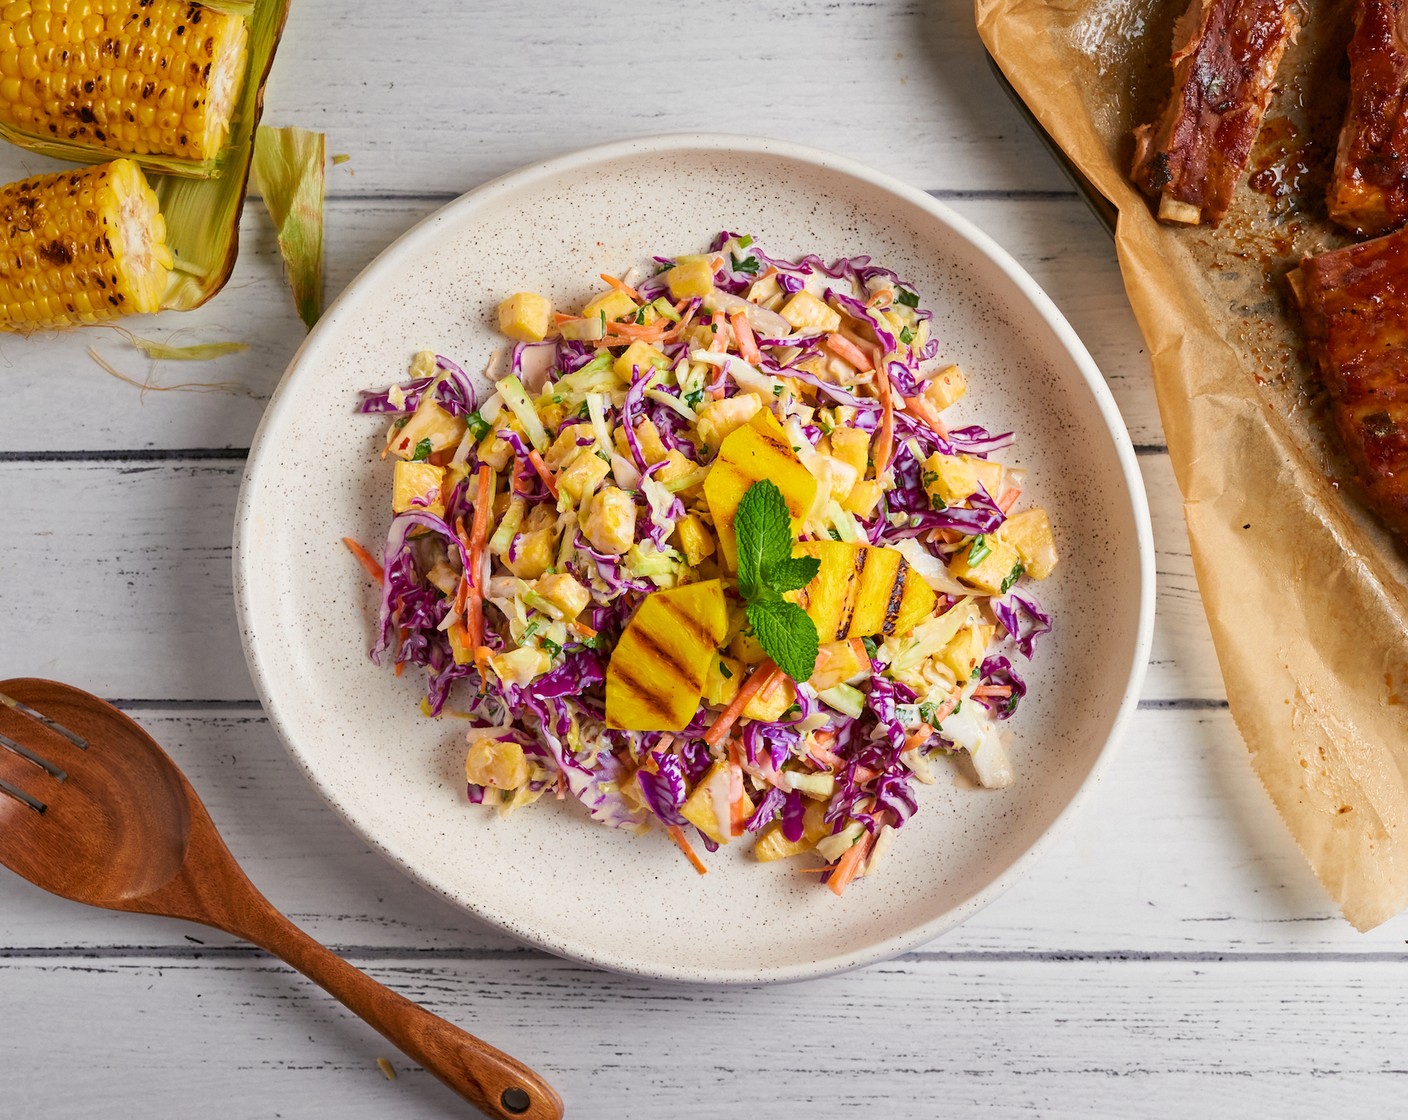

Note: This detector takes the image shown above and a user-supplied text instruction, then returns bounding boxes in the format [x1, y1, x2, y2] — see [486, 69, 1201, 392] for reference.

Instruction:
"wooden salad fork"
[0, 678, 563, 1120]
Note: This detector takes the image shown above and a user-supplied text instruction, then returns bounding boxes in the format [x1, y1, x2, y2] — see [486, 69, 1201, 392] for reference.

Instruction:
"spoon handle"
[232, 903, 563, 1120]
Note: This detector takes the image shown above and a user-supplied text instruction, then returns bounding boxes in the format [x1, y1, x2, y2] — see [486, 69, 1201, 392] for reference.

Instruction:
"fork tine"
[0, 691, 89, 750]
[0, 731, 66, 780]
[0, 775, 46, 814]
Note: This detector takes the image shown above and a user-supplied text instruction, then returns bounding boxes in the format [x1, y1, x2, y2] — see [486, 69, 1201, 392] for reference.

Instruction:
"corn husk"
[252, 126, 326, 329]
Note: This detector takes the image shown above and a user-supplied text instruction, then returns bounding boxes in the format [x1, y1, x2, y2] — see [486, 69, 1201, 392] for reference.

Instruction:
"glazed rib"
[1131, 0, 1299, 226]
[1329, 0, 1408, 236]
[1290, 227, 1408, 536]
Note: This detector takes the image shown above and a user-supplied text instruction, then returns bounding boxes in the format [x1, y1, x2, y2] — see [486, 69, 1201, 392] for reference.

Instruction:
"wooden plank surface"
[3, 0, 1399, 1113]
[6, 954, 1407, 1119]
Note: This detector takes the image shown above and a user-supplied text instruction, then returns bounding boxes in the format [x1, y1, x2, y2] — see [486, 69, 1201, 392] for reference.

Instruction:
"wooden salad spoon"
[0, 678, 563, 1120]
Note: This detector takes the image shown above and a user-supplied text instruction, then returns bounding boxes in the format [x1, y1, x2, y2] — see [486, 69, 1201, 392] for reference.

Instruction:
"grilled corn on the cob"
[0, 0, 250, 164]
[0, 157, 173, 330]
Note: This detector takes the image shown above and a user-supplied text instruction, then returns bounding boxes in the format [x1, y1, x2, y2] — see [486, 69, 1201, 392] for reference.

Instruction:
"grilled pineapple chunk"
[582, 288, 637, 323]
[829, 426, 871, 478]
[948, 535, 1022, 595]
[673, 513, 716, 566]
[613, 339, 670, 381]
[779, 290, 842, 332]
[681, 760, 754, 844]
[392, 461, 446, 516]
[754, 798, 830, 861]
[605, 579, 729, 730]
[497, 292, 553, 342]
[808, 639, 868, 690]
[922, 365, 967, 411]
[386, 399, 464, 460]
[922, 451, 978, 507]
[787, 541, 938, 640]
[743, 670, 796, 721]
[665, 258, 716, 300]
[703, 653, 744, 706]
[1001, 508, 1058, 579]
[704, 407, 817, 569]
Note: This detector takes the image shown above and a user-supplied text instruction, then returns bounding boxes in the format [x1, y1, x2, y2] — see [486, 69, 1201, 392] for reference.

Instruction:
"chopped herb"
[919, 701, 938, 725]
[899, 326, 914, 345]
[541, 637, 563, 657]
[465, 410, 491, 440]
[731, 253, 761, 275]
[921, 470, 938, 485]
[862, 636, 880, 659]
[735, 235, 754, 249]
[1000, 562, 1025, 594]
[930, 494, 948, 511]
[522, 620, 541, 641]
[895, 289, 919, 308]
[972, 665, 981, 679]
[411, 438, 433, 461]
[773, 384, 784, 396]
[718, 660, 734, 679]
[684, 388, 705, 409]
[967, 535, 992, 565]
[577, 401, 592, 419]
[635, 306, 648, 325]
[392, 417, 409, 431]
[710, 322, 718, 333]
[781, 703, 802, 720]
[828, 527, 843, 541]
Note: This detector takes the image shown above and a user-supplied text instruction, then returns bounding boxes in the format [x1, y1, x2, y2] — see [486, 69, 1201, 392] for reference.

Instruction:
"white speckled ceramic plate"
[234, 135, 1154, 984]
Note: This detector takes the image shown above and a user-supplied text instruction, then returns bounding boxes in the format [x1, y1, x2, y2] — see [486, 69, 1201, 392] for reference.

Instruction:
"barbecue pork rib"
[1131, 0, 1299, 226]
[1330, 0, 1408, 236]
[1291, 226, 1408, 536]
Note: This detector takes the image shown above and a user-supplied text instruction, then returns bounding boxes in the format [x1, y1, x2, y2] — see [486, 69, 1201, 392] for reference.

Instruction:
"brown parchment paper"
[976, 0, 1408, 929]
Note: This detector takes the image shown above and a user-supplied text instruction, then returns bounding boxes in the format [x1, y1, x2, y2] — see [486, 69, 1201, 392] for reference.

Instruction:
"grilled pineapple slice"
[704, 407, 817, 569]
[605, 579, 729, 730]
[787, 541, 937, 640]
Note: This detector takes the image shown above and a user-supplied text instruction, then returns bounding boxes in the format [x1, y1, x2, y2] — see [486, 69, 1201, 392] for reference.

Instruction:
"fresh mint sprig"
[734, 480, 821, 682]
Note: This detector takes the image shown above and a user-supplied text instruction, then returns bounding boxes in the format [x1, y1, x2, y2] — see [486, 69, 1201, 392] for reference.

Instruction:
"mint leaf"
[411, 438, 433, 461]
[735, 479, 791, 599]
[747, 599, 818, 682]
[766, 555, 820, 594]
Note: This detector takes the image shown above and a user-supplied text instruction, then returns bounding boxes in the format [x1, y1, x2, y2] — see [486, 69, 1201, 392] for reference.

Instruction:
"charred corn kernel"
[465, 738, 531, 789]
[0, 0, 250, 163]
[0, 158, 171, 330]
[664, 258, 715, 300]
[391, 461, 445, 516]
[581, 287, 635, 323]
[779, 290, 841, 333]
[923, 364, 967, 411]
[497, 291, 551, 341]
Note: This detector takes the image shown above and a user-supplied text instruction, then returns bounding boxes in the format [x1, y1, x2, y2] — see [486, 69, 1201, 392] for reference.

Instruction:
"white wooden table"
[3, 2, 1404, 1116]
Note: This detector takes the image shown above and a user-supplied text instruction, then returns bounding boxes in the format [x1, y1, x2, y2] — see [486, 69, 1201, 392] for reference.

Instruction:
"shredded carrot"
[552, 312, 580, 324]
[707, 329, 729, 399]
[452, 466, 494, 655]
[931, 690, 962, 725]
[809, 742, 844, 769]
[823, 332, 874, 372]
[873, 358, 894, 476]
[394, 660, 405, 677]
[973, 684, 1013, 698]
[828, 830, 874, 897]
[866, 288, 895, 309]
[796, 865, 833, 874]
[704, 660, 780, 747]
[599, 272, 641, 301]
[555, 770, 566, 800]
[903, 724, 934, 752]
[604, 319, 668, 340]
[570, 620, 598, 639]
[850, 638, 868, 663]
[527, 449, 559, 498]
[667, 825, 709, 875]
[474, 644, 494, 682]
[903, 393, 949, 438]
[997, 487, 1022, 513]
[729, 310, 760, 365]
[341, 537, 384, 584]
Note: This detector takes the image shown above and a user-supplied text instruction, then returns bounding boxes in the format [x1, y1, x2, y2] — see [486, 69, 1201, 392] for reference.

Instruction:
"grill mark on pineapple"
[632, 629, 704, 693]
[882, 558, 908, 634]
[609, 663, 678, 724]
[658, 596, 713, 654]
[835, 547, 867, 639]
